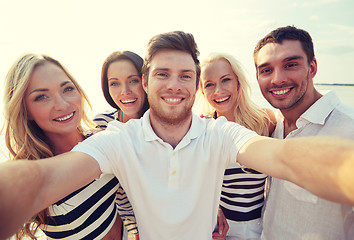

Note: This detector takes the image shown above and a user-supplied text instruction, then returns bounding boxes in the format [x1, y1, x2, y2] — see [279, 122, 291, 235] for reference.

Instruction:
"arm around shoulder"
[237, 135, 354, 205]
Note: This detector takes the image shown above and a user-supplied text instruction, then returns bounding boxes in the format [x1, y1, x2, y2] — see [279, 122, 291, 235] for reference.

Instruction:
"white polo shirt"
[73, 110, 257, 240]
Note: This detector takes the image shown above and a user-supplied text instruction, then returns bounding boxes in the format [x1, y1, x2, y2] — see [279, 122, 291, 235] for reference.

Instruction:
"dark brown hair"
[101, 51, 149, 112]
[254, 26, 315, 66]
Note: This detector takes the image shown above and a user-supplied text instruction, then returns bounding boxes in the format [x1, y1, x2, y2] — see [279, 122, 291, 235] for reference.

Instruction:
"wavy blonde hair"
[199, 53, 271, 136]
[2, 53, 95, 239]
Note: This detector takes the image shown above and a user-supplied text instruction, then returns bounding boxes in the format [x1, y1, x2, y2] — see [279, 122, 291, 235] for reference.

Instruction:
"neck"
[215, 111, 235, 122]
[46, 130, 85, 155]
[149, 111, 193, 148]
[281, 89, 322, 137]
[120, 110, 143, 123]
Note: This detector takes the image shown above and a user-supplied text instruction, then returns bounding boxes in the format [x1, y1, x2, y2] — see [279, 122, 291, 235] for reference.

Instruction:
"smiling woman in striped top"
[3, 53, 122, 240]
[200, 53, 276, 240]
[93, 51, 149, 240]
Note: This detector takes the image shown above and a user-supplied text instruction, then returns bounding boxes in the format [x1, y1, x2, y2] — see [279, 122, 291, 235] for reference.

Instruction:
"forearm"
[238, 136, 354, 205]
[0, 160, 44, 239]
[0, 152, 101, 239]
[280, 136, 354, 205]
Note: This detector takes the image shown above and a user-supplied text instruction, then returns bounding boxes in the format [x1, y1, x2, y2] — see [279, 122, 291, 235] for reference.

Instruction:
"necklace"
[120, 110, 123, 122]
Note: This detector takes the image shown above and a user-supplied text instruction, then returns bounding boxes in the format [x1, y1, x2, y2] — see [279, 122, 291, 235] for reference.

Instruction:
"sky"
[0, 0, 354, 161]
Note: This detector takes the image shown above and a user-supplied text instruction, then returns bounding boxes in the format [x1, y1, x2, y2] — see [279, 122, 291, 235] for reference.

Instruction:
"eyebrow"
[28, 81, 71, 95]
[153, 68, 196, 73]
[257, 55, 304, 70]
[282, 55, 303, 62]
[108, 74, 140, 81]
[220, 74, 231, 79]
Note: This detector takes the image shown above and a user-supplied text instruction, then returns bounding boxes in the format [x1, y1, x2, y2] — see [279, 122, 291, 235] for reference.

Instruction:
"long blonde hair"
[199, 53, 270, 136]
[2, 53, 95, 239]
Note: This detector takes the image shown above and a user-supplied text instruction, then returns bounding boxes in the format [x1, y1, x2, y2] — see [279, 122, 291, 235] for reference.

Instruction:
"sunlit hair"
[199, 53, 271, 136]
[253, 25, 314, 67]
[101, 50, 149, 112]
[142, 30, 200, 87]
[2, 53, 95, 239]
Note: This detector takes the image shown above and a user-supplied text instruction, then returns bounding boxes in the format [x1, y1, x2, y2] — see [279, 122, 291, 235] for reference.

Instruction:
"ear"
[200, 85, 205, 96]
[308, 58, 317, 79]
[142, 74, 148, 94]
[255, 70, 259, 82]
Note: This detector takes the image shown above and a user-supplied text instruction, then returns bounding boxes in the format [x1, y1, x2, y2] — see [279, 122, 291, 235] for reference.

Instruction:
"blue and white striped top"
[220, 166, 267, 221]
[93, 109, 138, 234]
[42, 174, 119, 239]
[213, 112, 267, 222]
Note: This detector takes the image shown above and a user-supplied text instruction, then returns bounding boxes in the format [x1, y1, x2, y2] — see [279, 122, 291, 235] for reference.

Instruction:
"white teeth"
[215, 96, 229, 103]
[121, 99, 137, 104]
[56, 113, 73, 121]
[165, 98, 182, 103]
[272, 89, 290, 95]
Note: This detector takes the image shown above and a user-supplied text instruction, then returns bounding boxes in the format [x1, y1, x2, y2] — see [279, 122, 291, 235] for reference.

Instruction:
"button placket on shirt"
[168, 151, 180, 189]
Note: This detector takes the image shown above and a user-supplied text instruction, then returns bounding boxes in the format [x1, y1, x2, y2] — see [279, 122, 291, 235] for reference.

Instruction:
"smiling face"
[25, 62, 82, 138]
[143, 49, 197, 125]
[255, 40, 317, 110]
[107, 60, 146, 120]
[201, 58, 239, 119]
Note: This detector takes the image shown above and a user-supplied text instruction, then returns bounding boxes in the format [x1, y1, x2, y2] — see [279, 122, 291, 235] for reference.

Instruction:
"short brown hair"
[142, 31, 200, 87]
[254, 26, 315, 66]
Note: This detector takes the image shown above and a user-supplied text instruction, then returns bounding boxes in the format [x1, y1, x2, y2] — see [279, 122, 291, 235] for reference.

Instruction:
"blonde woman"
[3, 53, 121, 239]
[200, 53, 276, 240]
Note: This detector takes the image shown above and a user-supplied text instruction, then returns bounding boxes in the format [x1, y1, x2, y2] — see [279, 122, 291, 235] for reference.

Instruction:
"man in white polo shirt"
[1, 31, 354, 240]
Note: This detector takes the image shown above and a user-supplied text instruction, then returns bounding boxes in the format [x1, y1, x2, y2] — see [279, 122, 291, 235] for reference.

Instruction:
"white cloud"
[330, 24, 354, 35]
[302, 0, 339, 7]
[310, 15, 319, 21]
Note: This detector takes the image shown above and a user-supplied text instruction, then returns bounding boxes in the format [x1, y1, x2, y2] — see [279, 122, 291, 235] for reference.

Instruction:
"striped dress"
[93, 109, 138, 234]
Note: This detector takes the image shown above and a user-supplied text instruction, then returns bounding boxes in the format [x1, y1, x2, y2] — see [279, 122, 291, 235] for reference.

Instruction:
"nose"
[167, 75, 182, 91]
[271, 68, 286, 86]
[121, 83, 132, 95]
[54, 94, 70, 110]
[215, 83, 223, 93]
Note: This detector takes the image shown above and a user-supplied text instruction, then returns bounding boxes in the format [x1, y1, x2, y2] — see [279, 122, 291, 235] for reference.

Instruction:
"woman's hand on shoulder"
[264, 108, 276, 136]
[200, 113, 213, 119]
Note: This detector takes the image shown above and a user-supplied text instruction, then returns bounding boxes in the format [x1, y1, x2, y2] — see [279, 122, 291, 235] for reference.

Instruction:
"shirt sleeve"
[72, 130, 119, 175]
[216, 117, 259, 165]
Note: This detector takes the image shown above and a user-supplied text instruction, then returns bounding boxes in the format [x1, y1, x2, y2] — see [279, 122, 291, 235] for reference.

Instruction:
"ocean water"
[1, 84, 353, 163]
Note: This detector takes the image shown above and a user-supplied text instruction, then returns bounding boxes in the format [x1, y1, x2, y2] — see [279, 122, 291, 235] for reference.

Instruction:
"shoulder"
[93, 109, 119, 129]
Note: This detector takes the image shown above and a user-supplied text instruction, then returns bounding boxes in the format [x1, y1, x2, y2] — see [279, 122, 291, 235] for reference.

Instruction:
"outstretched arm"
[0, 151, 101, 239]
[238, 136, 354, 205]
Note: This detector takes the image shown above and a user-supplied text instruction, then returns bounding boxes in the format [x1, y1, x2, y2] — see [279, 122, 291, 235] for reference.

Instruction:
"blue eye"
[157, 73, 167, 77]
[131, 78, 140, 84]
[64, 86, 75, 92]
[110, 82, 119, 87]
[34, 94, 47, 101]
[204, 83, 214, 88]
